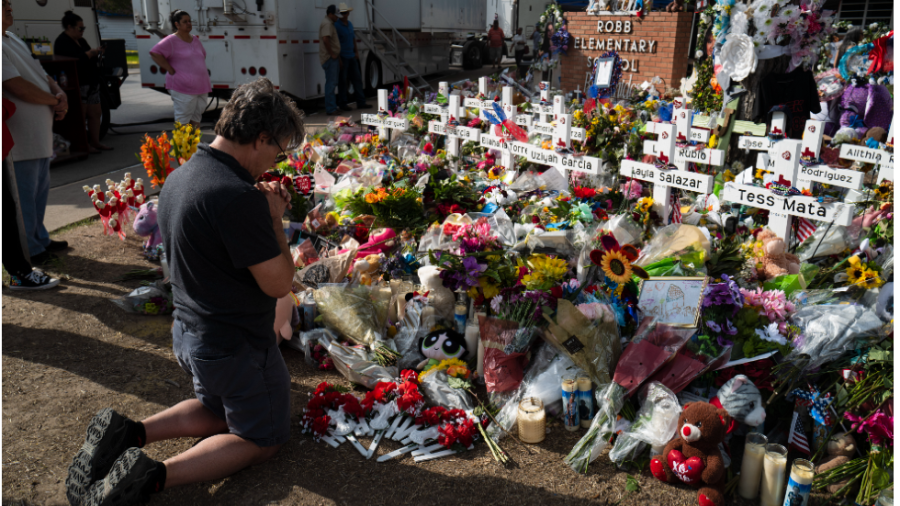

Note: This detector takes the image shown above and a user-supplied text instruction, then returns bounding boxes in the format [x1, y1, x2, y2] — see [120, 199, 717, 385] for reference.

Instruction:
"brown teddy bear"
[756, 229, 801, 281]
[650, 402, 732, 506]
[814, 432, 857, 494]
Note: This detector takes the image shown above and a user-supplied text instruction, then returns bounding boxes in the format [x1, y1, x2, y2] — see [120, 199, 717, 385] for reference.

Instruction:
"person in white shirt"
[512, 27, 526, 66]
[2, 0, 70, 266]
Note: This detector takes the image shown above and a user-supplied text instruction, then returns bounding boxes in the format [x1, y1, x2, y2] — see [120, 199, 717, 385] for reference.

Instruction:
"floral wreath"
[588, 51, 624, 100]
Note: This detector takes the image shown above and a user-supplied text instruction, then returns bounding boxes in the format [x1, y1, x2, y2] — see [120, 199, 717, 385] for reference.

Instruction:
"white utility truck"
[131, 0, 486, 100]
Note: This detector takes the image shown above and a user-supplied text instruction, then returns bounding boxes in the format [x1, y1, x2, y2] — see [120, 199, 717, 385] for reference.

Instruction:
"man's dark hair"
[326, 4, 337, 15]
[492, 20, 499, 29]
[62, 10, 82, 29]
[170, 9, 190, 31]
[214, 78, 305, 149]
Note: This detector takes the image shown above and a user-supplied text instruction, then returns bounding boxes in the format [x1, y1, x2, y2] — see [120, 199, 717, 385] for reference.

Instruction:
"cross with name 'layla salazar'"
[360, 89, 409, 141]
[428, 94, 481, 169]
[671, 100, 724, 211]
[620, 115, 715, 224]
[837, 123, 894, 185]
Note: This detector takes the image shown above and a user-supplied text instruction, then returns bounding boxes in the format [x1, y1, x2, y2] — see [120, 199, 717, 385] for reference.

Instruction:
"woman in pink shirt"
[149, 10, 212, 128]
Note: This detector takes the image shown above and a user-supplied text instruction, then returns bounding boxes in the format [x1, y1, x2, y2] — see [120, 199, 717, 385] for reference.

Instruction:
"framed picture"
[637, 276, 708, 328]
[30, 42, 53, 56]
[594, 57, 616, 88]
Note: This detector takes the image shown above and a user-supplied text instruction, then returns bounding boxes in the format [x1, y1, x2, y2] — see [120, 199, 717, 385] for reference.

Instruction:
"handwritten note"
[637, 277, 708, 327]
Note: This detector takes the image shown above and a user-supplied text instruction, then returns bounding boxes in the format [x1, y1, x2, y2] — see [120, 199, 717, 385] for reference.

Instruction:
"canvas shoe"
[7, 269, 59, 291]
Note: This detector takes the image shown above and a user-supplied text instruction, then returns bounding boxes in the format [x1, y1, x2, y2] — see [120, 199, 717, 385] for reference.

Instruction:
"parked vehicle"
[131, 0, 486, 100]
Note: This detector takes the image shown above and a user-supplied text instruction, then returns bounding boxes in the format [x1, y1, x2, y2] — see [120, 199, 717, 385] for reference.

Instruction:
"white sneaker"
[8, 269, 60, 291]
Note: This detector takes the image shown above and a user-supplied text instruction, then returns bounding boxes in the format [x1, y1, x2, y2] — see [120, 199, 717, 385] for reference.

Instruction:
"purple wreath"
[588, 51, 624, 100]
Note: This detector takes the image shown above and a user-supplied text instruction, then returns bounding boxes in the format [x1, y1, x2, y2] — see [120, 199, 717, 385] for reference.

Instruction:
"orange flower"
[139, 132, 173, 188]
[446, 364, 470, 379]
[365, 193, 379, 204]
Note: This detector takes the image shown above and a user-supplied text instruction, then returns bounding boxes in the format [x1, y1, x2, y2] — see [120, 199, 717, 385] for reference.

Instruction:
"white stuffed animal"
[417, 265, 455, 323]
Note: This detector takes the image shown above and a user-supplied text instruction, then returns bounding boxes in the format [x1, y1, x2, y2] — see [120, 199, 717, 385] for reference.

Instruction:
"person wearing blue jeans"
[319, 5, 341, 115]
[334, 3, 371, 111]
[14, 158, 52, 258]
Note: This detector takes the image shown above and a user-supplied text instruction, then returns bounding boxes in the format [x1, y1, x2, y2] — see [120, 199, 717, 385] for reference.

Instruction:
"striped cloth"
[796, 217, 817, 243]
[670, 192, 682, 223]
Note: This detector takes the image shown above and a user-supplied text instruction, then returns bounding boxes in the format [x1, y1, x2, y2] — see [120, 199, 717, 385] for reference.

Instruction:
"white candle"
[517, 397, 546, 443]
[738, 433, 767, 499]
[464, 321, 480, 363]
[760, 444, 788, 506]
[782, 459, 815, 506]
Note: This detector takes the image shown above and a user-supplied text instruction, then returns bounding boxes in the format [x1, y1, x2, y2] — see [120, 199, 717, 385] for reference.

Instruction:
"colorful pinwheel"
[481, 102, 528, 143]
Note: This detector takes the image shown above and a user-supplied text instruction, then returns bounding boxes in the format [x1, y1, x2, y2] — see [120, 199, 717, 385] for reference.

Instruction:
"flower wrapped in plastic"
[542, 299, 621, 387]
[609, 382, 682, 468]
[314, 283, 391, 346]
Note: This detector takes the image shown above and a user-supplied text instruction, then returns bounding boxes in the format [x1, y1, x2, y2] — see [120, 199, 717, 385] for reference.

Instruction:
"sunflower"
[860, 269, 885, 289]
[846, 264, 866, 285]
[636, 197, 654, 213]
[600, 249, 634, 284]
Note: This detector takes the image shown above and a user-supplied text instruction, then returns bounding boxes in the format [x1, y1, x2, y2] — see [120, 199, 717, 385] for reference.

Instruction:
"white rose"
[540, 15, 546, 22]
[869, 22, 879, 30]
[701, 14, 711, 23]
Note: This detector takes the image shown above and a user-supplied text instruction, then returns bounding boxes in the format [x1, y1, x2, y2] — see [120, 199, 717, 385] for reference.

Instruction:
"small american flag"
[796, 217, 817, 243]
[787, 410, 811, 455]
[670, 192, 682, 223]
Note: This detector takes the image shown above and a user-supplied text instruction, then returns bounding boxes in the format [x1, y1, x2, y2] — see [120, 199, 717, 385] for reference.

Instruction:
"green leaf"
[625, 474, 641, 493]
[447, 377, 472, 390]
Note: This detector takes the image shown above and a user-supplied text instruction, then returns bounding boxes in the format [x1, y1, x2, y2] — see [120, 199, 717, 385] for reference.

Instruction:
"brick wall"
[559, 12, 694, 95]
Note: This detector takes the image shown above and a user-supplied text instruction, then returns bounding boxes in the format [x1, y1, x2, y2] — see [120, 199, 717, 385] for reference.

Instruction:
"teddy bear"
[756, 229, 801, 281]
[650, 402, 732, 506]
[814, 432, 857, 494]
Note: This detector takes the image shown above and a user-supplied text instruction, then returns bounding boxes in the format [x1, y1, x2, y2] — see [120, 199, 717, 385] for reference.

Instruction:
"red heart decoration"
[667, 449, 705, 485]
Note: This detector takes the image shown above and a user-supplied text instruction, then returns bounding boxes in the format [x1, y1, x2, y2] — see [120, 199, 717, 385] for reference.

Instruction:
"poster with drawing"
[637, 277, 708, 327]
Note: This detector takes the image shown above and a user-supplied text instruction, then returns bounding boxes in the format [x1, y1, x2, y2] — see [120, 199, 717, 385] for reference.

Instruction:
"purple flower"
[705, 320, 722, 333]
[725, 320, 737, 336]
[716, 336, 733, 349]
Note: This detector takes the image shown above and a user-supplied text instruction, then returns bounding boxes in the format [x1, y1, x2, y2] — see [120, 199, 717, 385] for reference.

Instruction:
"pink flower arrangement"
[845, 410, 893, 447]
[620, 180, 643, 200]
[740, 287, 795, 322]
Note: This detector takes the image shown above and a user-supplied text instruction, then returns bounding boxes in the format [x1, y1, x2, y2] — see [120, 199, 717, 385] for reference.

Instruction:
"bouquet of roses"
[300, 382, 365, 448]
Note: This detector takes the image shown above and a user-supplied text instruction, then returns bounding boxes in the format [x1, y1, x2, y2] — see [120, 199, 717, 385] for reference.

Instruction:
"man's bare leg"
[142, 399, 228, 443]
[162, 434, 282, 488]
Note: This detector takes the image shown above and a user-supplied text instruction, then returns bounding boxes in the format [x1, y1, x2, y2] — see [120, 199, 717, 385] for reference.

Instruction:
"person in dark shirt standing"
[334, 3, 371, 111]
[65, 78, 304, 506]
[54, 10, 111, 152]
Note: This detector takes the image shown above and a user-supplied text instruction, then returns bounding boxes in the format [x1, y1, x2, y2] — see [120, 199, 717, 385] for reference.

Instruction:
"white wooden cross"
[427, 94, 481, 170]
[795, 120, 864, 193]
[506, 113, 602, 175]
[463, 77, 492, 121]
[360, 89, 409, 141]
[739, 112, 787, 173]
[422, 81, 449, 116]
[838, 138, 894, 184]
[532, 81, 554, 123]
[479, 86, 519, 172]
[619, 100, 718, 223]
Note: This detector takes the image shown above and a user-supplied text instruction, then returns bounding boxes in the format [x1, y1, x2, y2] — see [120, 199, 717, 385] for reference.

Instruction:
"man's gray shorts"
[173, 318, 291, 447]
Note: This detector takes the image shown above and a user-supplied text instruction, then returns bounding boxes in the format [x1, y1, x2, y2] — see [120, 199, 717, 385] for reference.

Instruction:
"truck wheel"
[462, 40, 482, 70]
[365, 55, 382, 94]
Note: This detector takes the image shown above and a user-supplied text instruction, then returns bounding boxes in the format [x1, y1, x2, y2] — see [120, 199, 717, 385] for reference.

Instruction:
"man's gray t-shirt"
[158, 144, 282, 350]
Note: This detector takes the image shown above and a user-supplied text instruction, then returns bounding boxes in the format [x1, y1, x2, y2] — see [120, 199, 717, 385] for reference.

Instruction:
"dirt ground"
[2, 220, 830, 506]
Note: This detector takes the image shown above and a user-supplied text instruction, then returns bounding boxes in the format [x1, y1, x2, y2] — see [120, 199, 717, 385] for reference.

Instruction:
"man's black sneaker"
[66, 409, 140, 505]
[82, 448, 160, 506]
[30, 251, 59, 266]
[46, 239, 69, 252]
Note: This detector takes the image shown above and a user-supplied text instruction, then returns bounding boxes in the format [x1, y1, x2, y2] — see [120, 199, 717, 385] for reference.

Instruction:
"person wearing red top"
[487, 20, 505, 69]
[2, 97, 59, 290]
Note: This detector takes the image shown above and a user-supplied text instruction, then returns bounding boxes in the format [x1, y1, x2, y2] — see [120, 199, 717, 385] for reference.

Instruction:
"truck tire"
[365, 54, 382, 94]
[462, 40, 482, 70]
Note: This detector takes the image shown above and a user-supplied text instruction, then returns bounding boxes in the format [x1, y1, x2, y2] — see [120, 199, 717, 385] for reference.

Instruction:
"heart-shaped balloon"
[667, 449, 705, 485]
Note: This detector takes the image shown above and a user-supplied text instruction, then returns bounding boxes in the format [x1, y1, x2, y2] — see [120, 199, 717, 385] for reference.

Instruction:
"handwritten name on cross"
[422, 81, 449, 116]
[360, 89, 409, 140]
[738, 111, 787, 157]
[838, 136, 894, 185]
[463, 77, 493, 121]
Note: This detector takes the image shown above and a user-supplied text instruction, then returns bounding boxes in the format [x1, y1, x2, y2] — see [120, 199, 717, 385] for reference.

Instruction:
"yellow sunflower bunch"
[521, 254, 568, 290]
[636, 197, 654, 213]
[755, 168, 771, 180]
[874, 180, 893, 201]
[573, 110, 585, 122]
[845, 256, 885, 289]
[170, 122, 201, 163]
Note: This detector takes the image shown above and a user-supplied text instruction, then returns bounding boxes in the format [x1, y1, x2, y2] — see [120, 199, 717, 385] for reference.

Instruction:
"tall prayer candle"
[760, 444, 788, 506]
[738, 433, 767, 499]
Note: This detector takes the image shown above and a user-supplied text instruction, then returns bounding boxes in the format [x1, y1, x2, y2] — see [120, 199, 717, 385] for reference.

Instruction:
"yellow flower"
[365, 193, 378, 204]
[723, 169, 735, 182]
[846, 263, 866, 285]
[600, 249, 633, 285]
[755, 169, 771, 180]
[636, 197, 654, 213]
[526, 254, 568, 285]
[708, 134, 718, 149]
[860, 269, 885, 289]
[478, 277, 499, 299]
[574, 110, 585, 121]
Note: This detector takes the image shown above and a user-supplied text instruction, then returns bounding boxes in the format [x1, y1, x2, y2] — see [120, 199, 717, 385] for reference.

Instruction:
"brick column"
[560, 11, 694, 94]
